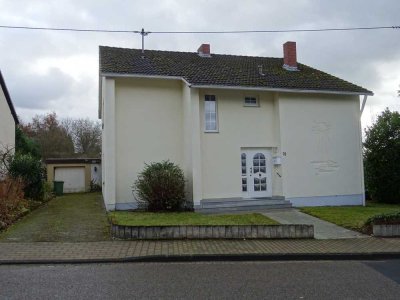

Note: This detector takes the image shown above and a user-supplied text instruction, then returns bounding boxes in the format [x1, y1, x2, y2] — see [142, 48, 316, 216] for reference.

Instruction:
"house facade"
[0, 70, 18, 151]
[99, 42, 372, 211]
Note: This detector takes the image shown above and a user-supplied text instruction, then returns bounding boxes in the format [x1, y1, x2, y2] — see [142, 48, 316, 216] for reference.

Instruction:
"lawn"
[109, 212, 278, 226]
[300, 202, 400, 232]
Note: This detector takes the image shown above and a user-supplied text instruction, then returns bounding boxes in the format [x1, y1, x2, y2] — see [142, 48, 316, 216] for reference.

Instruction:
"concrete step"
[201, 199, 291, 209]
[197, 203, 293, 214]
[197, 197, 292, 214]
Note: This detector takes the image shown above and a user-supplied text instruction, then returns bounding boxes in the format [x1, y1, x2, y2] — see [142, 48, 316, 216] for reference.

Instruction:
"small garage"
[46, 158, 102, 193]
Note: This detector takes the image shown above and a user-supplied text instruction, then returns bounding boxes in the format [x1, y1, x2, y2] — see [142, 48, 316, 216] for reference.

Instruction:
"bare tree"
[69, 118, 101, 157]
[21, 112, 75, 159]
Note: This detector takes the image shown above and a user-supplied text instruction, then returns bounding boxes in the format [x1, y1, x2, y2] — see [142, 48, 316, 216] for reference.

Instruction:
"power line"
[152, 26, 400, 34]
[0, 25, 140, 33]
[0, 24, 399, 34]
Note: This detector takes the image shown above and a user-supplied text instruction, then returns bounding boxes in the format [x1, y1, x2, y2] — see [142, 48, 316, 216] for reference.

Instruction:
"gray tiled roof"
[99, 46, 372, 95]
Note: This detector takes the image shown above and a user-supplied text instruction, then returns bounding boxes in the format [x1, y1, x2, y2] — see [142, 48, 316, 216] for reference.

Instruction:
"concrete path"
[262, 209, 368, 239]
[0, 238, 399, 264]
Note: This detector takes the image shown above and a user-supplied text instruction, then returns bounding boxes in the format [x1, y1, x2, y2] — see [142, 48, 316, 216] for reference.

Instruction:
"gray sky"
[0, 0, 399, 129]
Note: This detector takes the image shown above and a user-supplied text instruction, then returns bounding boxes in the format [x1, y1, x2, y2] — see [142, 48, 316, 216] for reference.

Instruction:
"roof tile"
[99, 46, 372, 95]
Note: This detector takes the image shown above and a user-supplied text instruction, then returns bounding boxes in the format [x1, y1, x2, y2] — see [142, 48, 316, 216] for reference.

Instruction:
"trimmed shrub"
[9, 153, 45, 200]
[132, 161, 191, 212]
[365, 212, 400, 226]
[363, 211, 400, 234]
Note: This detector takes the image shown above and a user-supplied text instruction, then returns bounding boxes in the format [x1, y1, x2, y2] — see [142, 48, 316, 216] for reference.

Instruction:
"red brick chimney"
[283, 41, 298, 71]
[198, 43, 211, 57]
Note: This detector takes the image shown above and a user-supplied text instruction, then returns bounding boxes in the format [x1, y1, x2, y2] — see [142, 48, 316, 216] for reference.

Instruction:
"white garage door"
[54, 167, 85, 193]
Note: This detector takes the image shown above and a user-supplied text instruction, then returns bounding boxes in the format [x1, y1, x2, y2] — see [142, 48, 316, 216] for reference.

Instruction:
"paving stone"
[0, 238, 399, 263]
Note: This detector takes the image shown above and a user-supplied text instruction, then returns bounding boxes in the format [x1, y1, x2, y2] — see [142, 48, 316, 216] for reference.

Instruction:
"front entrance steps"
[196, 197, 292, 214]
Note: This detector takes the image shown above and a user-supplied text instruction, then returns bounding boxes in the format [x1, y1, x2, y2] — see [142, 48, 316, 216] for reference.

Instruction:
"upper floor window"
[204, 95, 218, 132]
[244, 96, 259, 107]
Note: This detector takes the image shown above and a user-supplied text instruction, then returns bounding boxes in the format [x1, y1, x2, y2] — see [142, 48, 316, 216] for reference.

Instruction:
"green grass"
[300, 202, 400, 232]
[0, 192, 110, 242]
[109, 212, 279, 226]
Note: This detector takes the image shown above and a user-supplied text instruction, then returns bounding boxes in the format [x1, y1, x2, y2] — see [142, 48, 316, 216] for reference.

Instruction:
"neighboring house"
[99, 41, 373, 211]
[46, 158, 102, 193]
[0, 70, 19, 151]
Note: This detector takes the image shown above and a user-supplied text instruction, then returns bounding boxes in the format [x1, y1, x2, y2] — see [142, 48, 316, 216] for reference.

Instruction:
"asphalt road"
[0, 260, 399, 299]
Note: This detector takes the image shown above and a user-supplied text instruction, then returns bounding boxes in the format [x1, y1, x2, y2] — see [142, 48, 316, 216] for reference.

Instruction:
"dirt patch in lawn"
[0, 192, 110, 242]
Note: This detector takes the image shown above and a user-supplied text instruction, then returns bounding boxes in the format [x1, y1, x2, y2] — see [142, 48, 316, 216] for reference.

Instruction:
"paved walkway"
[262, 209, 368, 239]
[0, 238, 399, 263]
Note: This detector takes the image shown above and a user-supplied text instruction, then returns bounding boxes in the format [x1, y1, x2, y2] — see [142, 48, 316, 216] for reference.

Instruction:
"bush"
[132, 161, 191, 212]
[364, 109, 400, 203]
[42, 181, 55, 202]
[363, 211, 400, 234]
[9, 153, 45, 200]
[90, 179, 102, 192]
[365, 212, 400, 226]
[0, 177, 28, 229]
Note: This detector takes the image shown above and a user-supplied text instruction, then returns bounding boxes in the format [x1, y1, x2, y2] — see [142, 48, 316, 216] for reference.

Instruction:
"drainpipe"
[359, 95, 368, 206]
[360, 95, 368, 115]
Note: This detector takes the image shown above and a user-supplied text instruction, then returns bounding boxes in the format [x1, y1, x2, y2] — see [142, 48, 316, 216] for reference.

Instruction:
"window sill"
[204, 130, 219, 133]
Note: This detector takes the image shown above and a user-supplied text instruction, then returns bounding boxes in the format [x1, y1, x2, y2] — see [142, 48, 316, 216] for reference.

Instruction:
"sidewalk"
[1, 238, 399, 264]
[262, 209, 367, 239]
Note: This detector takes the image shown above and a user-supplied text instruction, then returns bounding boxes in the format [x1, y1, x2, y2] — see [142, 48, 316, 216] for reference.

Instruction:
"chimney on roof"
[198, 43, 211, 57]
[283, 41, 298, 71]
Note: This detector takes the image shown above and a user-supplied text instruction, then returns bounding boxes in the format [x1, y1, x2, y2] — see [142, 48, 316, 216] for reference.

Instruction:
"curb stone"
[1, 252, 400, 265]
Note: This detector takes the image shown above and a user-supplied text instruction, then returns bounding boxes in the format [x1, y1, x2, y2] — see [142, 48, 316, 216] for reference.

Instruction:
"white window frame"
[204, 94, 219, 133]
[244, 96, 259, 107]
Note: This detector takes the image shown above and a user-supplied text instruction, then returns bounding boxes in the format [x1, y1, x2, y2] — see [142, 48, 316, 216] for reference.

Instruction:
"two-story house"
[99, 42, 372, 211]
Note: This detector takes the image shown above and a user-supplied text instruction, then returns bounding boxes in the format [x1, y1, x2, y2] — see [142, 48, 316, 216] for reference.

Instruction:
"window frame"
[204, 94, 219, 133]
[243, 96, 259, 107]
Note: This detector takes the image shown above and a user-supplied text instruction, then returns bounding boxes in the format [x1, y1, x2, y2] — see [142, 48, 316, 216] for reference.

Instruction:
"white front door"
[241, 149, 272, 198]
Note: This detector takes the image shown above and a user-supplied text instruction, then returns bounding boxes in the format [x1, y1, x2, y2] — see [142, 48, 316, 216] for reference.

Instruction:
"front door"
[241, 149, 272, 198]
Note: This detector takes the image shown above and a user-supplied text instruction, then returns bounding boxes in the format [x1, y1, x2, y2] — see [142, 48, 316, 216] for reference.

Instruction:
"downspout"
[360, 95, 368, 115]
[359, 95, 368, 206]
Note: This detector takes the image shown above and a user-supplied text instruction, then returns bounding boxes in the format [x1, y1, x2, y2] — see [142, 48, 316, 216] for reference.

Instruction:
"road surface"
[0, 260, 399, 299]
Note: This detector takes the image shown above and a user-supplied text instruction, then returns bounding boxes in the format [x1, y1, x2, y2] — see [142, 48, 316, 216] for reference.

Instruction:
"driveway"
[0, 193, 110, 242]
[262, 209, 368, 239]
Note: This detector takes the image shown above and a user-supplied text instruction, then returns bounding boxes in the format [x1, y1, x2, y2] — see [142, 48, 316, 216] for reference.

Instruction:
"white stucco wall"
[114, 78, 184, 208]
[101, 75, 364, 209]
[0, 86, 15, 151]
[278, 93, 363, 205]
[101, 77, 116, 210]
[199, 90, 281, 200]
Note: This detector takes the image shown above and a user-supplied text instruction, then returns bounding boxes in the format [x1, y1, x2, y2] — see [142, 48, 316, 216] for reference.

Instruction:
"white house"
[0, 70, 18, 151]
[99, 42, 373, 211]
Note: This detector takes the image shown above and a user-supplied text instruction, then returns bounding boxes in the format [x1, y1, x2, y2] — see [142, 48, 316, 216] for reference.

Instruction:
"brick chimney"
[198, 43, 211, 57]
[283, 41, 298, 71]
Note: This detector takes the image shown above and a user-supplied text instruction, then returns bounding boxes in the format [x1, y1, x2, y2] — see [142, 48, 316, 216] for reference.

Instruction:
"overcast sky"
[0, 0, 399, 129]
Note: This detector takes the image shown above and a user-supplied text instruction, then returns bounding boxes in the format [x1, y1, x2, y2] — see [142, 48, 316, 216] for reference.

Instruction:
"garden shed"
[46, 158, 101, 193]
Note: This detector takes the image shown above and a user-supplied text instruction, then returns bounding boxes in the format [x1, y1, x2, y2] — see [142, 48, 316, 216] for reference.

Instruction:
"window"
[204, 95, 218, 132]
[244, 96, 258, 107]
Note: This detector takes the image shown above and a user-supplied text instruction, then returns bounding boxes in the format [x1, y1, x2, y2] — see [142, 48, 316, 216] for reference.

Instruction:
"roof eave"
[100, 72, 373, 96]
[100, 72, 191, 86]
[190, 84, 374, 96]
[0, 70, 19, 124]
